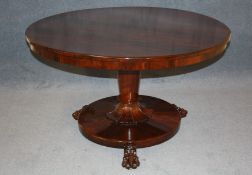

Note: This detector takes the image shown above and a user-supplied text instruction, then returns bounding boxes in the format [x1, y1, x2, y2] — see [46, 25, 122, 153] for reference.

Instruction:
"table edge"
[26, 32, 231, 71]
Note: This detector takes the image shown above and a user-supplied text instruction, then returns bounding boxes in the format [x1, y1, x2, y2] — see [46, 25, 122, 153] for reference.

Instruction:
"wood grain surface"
[26, 7, 231, 70]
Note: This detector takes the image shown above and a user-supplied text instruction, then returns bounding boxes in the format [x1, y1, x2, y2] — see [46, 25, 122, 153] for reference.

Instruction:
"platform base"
[73, 95, 187, 169]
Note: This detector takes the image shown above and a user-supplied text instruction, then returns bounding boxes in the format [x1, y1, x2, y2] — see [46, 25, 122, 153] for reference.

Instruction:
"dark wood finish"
[107, 71, 149, 125]
[25, 7, 231, 71]
[25, 7, 231, 169]
[76, 95, 182, 148]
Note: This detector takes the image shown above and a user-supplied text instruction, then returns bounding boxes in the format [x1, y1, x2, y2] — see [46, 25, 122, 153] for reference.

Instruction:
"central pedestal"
[72, 71, 187, 169]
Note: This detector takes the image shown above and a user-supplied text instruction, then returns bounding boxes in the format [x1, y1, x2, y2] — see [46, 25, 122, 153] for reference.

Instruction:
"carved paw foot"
[72, 109, 82, 120]
[122, 144, 140, 169]
[72, 105, 95, 120]
[177, 107, 188, 118]
[171, 104, 188, 118]
[72, 105, 88, 120]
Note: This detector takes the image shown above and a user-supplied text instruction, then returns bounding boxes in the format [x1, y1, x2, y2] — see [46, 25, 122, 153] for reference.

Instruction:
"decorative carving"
[177, 107, 188, 118]
[122, 143, 140, 169]
[72, 109, 82, 120]
[107, 103, 149, 126]
[72, 105, 94, 120]
[171, 104, 188, 118]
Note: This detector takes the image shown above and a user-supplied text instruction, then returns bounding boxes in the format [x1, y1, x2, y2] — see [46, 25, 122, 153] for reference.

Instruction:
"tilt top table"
[25, 7, 231, 169]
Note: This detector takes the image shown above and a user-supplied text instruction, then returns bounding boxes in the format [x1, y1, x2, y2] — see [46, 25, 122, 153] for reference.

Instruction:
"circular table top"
[25, 7, 231, 70]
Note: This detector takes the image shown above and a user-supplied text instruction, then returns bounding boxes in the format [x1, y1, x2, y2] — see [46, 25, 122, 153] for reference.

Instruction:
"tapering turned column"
[107, 71, 148, 125]
[118, 70, 139, 104]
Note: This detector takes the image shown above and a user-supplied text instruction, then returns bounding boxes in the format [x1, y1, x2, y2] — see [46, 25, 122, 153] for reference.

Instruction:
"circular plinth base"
[77, 95, 183, 148]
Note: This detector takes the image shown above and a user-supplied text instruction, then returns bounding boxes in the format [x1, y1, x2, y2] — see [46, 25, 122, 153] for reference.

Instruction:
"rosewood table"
[25, 7, 231, 169]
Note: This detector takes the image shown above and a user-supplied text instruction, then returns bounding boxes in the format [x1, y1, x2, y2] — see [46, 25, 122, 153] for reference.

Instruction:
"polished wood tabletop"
[26, 7, 231, 70]
[25, 7, 231, 169]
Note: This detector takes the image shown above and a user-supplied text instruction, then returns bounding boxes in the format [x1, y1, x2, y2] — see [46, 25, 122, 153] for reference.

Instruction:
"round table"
[25, 7, 231, 169]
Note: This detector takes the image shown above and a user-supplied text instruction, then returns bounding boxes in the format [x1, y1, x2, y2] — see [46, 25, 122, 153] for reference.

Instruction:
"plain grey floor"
[0, 1, 252, 175]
